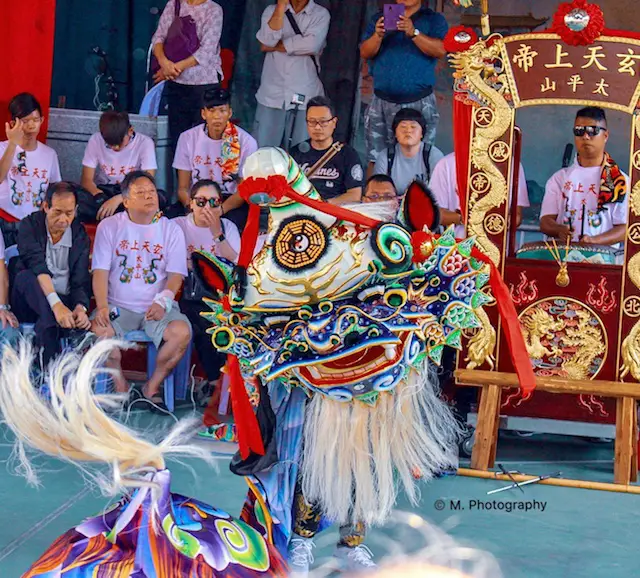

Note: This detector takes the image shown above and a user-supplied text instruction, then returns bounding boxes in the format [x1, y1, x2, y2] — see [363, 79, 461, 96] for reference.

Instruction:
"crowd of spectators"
[18, 2, 633, 417]
[0, 0, 512, 411]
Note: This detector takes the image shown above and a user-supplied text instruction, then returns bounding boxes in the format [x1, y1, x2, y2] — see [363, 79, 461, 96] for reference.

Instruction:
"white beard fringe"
[300, 365, 460, 526]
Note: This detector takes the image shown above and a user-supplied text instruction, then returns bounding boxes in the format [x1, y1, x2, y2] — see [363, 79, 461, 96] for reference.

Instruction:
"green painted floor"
[0, 411, 636, 577]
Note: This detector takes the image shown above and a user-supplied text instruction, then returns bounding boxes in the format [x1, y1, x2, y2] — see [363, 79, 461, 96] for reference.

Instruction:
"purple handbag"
[150, 0, 200, 75]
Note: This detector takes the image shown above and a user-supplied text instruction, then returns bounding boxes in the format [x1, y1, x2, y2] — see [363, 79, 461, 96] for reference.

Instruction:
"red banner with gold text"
[0, 0, 57, 140]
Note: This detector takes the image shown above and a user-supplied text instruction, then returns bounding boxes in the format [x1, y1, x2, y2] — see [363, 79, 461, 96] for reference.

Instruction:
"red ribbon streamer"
[471, 247, 536, 395]
[0, 208, 19, 223]
[227, 354, 265, 460]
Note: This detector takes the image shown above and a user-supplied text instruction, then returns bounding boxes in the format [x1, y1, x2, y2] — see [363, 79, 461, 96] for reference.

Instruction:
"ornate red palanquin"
[498, 258, 622, 423]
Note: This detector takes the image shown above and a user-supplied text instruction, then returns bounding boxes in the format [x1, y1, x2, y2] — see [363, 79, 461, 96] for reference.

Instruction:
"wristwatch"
[215, 233, 226, 243]
[0, 304, 10, 311]
[412, 28, 421, 39]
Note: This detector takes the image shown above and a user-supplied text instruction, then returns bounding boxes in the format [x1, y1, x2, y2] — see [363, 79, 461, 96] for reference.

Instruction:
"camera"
[291, 93, 306, 106]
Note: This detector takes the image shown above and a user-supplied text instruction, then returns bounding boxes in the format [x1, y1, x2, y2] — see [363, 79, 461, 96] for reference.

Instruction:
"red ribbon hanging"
[227, 354, 265, 460]
[470, 247, 536, 395]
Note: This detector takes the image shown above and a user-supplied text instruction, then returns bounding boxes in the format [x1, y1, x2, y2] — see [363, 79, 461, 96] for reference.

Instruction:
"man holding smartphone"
[360, 0, 448, 174]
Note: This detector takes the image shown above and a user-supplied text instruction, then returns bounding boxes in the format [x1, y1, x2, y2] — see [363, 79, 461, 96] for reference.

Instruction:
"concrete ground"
[0, 408, 636, 577]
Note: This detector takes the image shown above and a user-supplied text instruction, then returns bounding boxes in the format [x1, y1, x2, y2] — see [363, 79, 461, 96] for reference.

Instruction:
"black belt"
[374, 86, 433, 104]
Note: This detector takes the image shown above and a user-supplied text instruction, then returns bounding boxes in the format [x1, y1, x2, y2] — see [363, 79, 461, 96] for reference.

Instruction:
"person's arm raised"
[0, 120, 23, 184]
[360, 17, 385, 60]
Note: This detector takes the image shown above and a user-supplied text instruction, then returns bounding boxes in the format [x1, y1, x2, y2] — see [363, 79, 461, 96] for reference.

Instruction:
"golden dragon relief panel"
[620, 113, 640, 381]
[449, 36, 514, 266]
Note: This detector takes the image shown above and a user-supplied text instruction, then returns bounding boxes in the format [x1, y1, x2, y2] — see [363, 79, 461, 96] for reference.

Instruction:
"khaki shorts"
[92, 302, 192, 348]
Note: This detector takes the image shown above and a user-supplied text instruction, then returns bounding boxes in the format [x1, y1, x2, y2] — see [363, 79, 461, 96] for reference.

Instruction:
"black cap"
[392, 108, 426, 137]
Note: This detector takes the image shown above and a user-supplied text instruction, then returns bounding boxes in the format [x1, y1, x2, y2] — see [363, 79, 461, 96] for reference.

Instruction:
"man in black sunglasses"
[540, 106, 629, 251]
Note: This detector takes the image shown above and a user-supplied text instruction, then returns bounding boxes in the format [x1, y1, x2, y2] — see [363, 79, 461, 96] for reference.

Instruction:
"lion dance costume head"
[192, 148, 533, 531]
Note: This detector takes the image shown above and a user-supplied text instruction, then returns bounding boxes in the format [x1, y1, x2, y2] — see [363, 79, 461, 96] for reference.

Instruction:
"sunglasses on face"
[193, 196, 222, 208]
[573, 125, 606, 138]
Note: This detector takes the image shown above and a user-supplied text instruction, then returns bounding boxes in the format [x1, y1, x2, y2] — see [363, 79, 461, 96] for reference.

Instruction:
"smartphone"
[384, 4, 405, 31]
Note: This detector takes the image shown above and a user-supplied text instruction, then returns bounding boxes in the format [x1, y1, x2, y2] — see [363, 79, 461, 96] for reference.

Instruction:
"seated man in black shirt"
[12, 182, 91, 367]
[291, 96, 364, 205]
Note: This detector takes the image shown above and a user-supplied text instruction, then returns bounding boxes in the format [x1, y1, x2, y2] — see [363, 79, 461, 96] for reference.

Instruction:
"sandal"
[128, 384, 170, 414]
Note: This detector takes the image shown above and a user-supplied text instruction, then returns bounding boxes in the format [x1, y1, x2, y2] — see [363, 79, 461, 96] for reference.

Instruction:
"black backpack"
[387, 144, 432, 183]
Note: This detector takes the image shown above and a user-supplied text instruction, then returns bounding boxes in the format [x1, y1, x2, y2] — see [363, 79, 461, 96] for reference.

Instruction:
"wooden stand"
[455, 369, 640, 485]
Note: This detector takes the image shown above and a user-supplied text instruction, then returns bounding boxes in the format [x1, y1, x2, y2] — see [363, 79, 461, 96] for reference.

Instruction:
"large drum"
[516, 241, 622, 265]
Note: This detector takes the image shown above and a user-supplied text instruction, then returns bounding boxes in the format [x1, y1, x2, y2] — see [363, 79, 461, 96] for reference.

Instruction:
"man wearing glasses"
[540, 107, 629, 247]
[91, 171, 191, 412]
[0, 93, 61, 245]
[362, 174, 399, 211]
[11, 182, 91, 368]
[291, 96, 364, 205]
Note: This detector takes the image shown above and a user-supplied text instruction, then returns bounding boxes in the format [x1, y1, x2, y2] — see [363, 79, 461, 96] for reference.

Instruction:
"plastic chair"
[4, 244, 18, 262]
[120, 330, 193, 412]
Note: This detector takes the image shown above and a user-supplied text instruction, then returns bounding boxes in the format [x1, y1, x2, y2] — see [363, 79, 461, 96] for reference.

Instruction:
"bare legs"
[90, 319, 191, 398]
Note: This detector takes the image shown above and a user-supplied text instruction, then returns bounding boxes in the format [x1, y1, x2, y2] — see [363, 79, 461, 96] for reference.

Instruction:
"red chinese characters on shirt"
[115, 240, 164, 285]
[9, 164, 50, 208]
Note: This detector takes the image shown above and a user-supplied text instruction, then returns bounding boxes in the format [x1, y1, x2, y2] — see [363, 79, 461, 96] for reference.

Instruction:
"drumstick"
[306, 142, 344, 178]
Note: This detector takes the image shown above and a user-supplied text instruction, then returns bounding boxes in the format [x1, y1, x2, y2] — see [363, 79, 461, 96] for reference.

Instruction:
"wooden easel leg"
[470, 384, 501, 471]
[632, 401, 638, 483]
[614, 397, 635, 485]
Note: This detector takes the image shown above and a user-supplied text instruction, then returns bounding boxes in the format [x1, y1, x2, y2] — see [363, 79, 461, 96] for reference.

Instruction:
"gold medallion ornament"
[628, 223, 640, 245]
[623, 296, 640, 318]
[473, 107, 495, 127]
[470, 172, 492, 194]
[273, 217, 328, 271]
[488, 141, 511, 163]
[483, 213, 505, 235]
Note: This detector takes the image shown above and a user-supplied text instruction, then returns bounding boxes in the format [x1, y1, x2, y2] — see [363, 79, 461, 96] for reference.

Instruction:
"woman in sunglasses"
[174, 179, 240, 265]
[174, 179, 239, 424]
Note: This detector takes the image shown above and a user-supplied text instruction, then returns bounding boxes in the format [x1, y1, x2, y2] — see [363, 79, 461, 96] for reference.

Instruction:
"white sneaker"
[334, 545, 377, 573]
[288, 536, 315, 577]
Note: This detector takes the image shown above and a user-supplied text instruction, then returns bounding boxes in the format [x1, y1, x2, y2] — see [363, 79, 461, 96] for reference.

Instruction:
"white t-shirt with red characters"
[429, 152, 530, 238]
[0, 141, 62, 219]
[172, 124, 258, 197]
[92, 212, 188, 314]
[82, 132, 157, 185]
[540, 160, 630, 243]
[174, 215, 241, 266]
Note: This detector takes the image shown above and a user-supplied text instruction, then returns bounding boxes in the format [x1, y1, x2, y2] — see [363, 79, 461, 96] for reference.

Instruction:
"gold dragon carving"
[450, 37, 512, 368]
[562, 309, 606, 381]
[520, 308, 563, 360]
[465, 307, 497, 370]
[620, 114, 640, 382]
[521, 305, 605, 380]
[449, 37, 513, 265]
